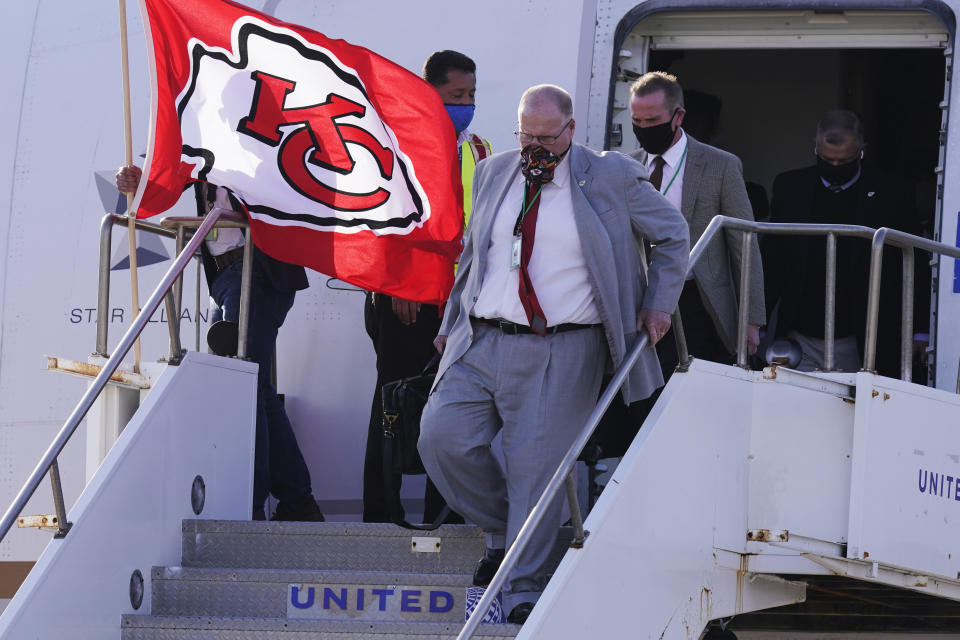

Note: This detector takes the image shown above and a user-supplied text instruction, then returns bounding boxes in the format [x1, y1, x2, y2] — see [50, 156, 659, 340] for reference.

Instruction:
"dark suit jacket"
[767, 164, 919, 377]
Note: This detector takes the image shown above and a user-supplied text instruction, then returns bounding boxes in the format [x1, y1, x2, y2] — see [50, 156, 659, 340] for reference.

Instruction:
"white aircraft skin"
[0, 0, 595, 577]
[1, 5, 958, 633]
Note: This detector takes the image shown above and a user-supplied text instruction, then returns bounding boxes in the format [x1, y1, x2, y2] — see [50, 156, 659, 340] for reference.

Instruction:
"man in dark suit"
[629, 72, 765, 376]
[361, 50, 491, 525]
[766, 109, 920, 377]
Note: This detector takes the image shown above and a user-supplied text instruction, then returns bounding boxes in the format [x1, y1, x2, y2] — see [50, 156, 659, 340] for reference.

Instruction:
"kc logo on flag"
[178, 19, 428, 234]
[135, 0, 463, 303]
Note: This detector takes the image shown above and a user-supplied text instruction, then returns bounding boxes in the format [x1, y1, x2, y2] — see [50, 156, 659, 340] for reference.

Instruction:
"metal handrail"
[862, 227, 960, 377]
[687, 218, 877, 372]
[160, 214, 253, 359]
[0, 210, 224, 546]
[458, 216, 960, 639]
[96, 212, 253, 362]
[96, 214, 176, 358]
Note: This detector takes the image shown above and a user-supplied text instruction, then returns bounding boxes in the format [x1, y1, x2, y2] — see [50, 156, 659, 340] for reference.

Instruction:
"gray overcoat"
[436, 143, 690, 403]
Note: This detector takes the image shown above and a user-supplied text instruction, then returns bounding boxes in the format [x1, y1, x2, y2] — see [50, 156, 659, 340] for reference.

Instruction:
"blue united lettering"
[917, 468, 960, 502]
[289, 585, 454, 614]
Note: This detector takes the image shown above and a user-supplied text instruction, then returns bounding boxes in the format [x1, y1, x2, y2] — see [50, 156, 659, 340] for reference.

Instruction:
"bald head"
[518, 84, 573, 119]
[516, 84, 575, 155]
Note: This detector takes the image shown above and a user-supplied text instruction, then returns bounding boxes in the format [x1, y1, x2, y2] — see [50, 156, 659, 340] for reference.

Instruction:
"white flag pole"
[118, 0, 141, 373]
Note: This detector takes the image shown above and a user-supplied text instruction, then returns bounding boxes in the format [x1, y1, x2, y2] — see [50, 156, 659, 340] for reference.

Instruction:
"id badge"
[510, 234, 522, 270]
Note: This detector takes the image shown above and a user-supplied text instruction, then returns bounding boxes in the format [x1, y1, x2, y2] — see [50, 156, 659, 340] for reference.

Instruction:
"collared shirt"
[819, 166, 862, 192]
[644, 129, 688, 212]
[204, 186, 245, 256]
[645, 129, 690, 278]
[472, 155, 600, 326]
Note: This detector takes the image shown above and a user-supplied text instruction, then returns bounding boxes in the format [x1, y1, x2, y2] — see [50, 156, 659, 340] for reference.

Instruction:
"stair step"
[182, 521, 485, 573]
[121, 615, 520, 639]
[151, 566, 491, 623]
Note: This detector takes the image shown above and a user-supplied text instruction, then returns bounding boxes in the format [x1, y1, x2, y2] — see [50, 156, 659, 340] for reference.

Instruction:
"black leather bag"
[381, 354, 440, 476]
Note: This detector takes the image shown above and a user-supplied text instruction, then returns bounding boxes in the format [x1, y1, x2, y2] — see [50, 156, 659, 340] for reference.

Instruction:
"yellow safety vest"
[459, 134, 493, 229]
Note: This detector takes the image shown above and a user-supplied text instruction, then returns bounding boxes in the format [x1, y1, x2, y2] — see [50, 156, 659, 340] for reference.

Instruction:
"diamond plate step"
[182, 520, 573, 574]
[121, 615, 520, 639]
[182, 521, 485, 573]
[151, 566, 485, 622]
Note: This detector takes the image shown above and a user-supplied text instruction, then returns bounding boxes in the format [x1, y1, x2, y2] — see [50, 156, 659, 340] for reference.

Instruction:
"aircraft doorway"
[610, 8, 950, 384]
[641, 47, 945, 236]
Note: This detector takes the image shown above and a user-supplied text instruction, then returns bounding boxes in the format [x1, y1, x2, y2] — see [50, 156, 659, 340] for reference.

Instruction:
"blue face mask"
[444, 104, 475, 134]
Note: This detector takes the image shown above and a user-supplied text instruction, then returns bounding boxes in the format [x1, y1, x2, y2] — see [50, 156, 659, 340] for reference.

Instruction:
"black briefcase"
[381, 354, 440, 476]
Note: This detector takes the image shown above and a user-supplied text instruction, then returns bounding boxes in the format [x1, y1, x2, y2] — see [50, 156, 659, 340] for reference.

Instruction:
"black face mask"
[633, 109, 678, 155]
[817, 156, 861, 187]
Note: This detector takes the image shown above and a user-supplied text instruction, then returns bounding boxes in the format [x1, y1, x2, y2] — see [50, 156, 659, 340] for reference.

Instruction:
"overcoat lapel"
[472, 160, 522, 282]
[568, 146, 618, 328]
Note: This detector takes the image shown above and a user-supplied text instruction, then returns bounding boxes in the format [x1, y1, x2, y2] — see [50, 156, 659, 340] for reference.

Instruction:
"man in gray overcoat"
[418, 84, 689, 624]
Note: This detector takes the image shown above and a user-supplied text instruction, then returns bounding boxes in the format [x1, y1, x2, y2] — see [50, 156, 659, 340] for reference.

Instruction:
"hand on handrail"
[747, 324, 760, 356]
[638, 309, 671, 346]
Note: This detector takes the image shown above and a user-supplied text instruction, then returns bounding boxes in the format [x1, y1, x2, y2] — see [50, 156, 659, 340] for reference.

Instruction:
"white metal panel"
[747, 370, 855, 545]
[267, 0, 592, 155]
[639, 10, 947, 49]
[847, 373, 960, 578]
[518, 360, 806, 639]
[0, 351, 256, 639]
[738, 633, 960, 639]
[0, 0, 598, 542]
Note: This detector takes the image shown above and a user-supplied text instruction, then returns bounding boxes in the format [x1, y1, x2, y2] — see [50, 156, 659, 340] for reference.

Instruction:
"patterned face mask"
[520, 144, 562, 184]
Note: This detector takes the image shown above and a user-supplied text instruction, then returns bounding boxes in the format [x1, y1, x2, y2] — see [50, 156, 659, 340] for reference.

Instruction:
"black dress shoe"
[507, 602, 534, 624]
[271, 496, 325, 522]
[206, 320, 239, 357]
[472, 547, 505, 586]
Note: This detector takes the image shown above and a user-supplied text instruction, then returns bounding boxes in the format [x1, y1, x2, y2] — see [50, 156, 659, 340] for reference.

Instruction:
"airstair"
[121, 520, 526, 639]
[1, 217, 960, 638]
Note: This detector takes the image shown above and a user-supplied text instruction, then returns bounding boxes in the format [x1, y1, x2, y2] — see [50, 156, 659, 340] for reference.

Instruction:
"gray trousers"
[418, 323, 606, 611]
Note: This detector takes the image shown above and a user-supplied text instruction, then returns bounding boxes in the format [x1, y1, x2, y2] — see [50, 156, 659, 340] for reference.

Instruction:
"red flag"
[134, 0, 462, 304]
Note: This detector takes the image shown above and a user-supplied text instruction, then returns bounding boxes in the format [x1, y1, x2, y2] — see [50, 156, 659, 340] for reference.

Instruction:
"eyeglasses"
[514, 119, 572, 146]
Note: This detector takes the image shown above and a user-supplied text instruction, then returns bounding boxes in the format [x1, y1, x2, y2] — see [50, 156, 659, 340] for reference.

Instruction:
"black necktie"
[649, 156, 666, 191]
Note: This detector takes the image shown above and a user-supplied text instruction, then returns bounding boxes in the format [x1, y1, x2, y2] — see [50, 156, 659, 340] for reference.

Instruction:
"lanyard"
[660, 141, 688, 196]
[513, 184, 544, 236]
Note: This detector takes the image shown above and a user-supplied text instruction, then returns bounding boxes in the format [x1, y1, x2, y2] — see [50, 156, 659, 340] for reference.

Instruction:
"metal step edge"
[152, 566, 475, 586]
[180, 541, 484, 571]
[182, 520, 484, 540]
[122, 615, 520, 637]
[181, 526, 491, 572]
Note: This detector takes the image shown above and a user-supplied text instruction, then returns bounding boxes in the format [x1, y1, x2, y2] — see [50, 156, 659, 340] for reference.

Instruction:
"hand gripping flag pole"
[118, 0, 141, 373]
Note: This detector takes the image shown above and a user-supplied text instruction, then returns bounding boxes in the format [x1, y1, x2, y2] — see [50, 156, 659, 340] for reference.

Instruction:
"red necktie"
[518, 182, 548, 336]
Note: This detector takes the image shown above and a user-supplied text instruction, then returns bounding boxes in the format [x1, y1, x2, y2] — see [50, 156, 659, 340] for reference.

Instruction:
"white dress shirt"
[645, 130, 690, 278]
[472, 156, 600, 326]
[644, 129, 688, 212]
